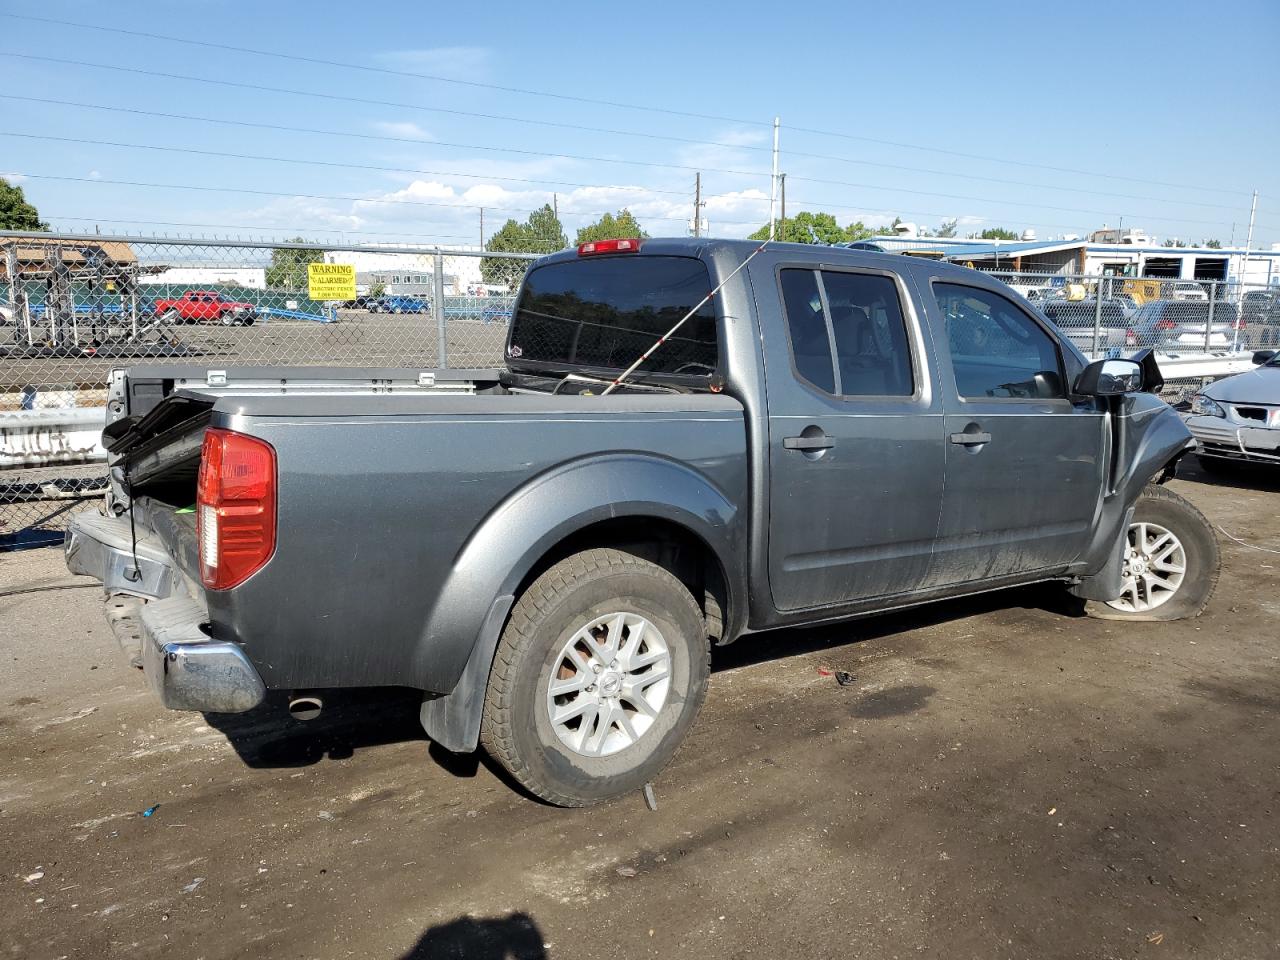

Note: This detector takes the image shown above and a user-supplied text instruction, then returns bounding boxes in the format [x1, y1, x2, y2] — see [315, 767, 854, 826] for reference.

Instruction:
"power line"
[6, 94, 1248, 212]
[16, 172, 767, 226]
[0, 94, 767, 181]
[0, 24, 1254, 201]
[0, 13, 766, 128]
[786, 125, 1260, 200]
[0, 53, 766, 157]
[0, 132, 695, 197]
[6, 132, 1247, 231]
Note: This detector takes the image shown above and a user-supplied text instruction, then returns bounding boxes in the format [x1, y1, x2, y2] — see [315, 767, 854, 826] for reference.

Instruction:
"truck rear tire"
[1086, 484, 1219, 622]
[481, 548, 710, 807]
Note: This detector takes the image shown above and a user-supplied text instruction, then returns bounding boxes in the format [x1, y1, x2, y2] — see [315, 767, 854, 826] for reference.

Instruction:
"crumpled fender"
[1071, 394, 1194, 600]
[417, 452, 740, 751]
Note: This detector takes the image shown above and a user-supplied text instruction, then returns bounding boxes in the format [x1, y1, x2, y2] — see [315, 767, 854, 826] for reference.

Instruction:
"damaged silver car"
[1186, 350, 1280, 470]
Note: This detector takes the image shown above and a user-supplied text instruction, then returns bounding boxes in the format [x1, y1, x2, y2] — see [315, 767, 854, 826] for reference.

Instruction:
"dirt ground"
[2, 461, 1277, 960]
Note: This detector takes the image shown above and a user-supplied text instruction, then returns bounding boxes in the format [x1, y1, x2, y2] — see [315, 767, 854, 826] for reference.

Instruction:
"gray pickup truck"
[67, 238, 1218, 806]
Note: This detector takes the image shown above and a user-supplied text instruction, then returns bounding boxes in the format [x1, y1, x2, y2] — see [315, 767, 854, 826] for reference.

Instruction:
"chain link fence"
[4, 232, 1277, 548]
[1, 231, 536, 547]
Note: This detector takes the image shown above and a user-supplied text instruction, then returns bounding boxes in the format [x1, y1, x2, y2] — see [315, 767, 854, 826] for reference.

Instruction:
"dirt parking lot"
[1, 462, 1277, 960]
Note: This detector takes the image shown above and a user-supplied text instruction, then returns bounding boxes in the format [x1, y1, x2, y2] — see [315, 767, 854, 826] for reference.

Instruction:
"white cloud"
[88, 170, 102, 180]
[371, 121, 432, 141]
[1, 171, 26, 183]
[375, 46, 493, 80]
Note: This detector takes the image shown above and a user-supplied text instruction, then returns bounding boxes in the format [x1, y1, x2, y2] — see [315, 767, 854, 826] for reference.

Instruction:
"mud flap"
[1069, 505, 1135, 602]
[418, 594, 514, 753]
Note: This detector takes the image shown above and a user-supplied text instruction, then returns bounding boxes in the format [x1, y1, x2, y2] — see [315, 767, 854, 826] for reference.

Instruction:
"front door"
[925, 280, 1107, 585]
[761, 262, 946, 611]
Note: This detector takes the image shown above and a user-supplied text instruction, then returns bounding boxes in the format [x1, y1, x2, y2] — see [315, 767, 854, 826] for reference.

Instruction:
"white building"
[139, 266, 266, 289]
[322, 247, 491, 296]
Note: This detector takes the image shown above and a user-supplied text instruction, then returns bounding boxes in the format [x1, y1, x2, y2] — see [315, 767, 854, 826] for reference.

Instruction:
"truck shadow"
[203, 688, 428, 768]
[202, 583, 1073, 776]
[712, 581, 1075, 673]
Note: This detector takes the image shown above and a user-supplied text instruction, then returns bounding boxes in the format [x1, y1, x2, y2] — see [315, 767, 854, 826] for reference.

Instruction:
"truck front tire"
[1087, 484, 1219, 621]
[481, 548, 710, 807]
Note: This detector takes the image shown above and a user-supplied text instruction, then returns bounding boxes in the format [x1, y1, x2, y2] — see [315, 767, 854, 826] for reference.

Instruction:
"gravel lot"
[1, 462, 1277, 959]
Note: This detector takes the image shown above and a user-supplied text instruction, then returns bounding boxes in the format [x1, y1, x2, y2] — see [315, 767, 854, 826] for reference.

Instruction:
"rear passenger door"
[762, 262, 945, 611]
[925, 280, 1107, 584]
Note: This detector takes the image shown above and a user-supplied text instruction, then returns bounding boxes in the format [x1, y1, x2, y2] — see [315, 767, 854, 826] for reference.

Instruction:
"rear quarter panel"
[203, 393, 747, 693]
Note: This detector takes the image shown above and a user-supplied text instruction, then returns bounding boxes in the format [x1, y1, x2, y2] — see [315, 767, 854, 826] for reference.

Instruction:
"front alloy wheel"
[1087, 484, 1218, 622]
[1106, 521, 1186, 613]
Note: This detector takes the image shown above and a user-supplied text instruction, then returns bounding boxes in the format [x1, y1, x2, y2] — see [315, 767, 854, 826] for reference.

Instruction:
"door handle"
[949, 431, 992, 446]
[784, 434, 835, 451]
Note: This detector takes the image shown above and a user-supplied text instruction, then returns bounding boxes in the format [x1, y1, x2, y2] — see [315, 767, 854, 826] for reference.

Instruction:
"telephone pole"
[768, 117, 780, 240]
[693, 173, 703, 237]
[553, 193, 558, 220]
[479, 207, 485, 249]
[779, 173, 786, 241]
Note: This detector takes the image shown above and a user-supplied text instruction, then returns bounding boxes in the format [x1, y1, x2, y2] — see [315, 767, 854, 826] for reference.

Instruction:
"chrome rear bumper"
[66, 510, 266, 713]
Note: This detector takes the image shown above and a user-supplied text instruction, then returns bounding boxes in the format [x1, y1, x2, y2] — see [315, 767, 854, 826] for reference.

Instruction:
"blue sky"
[2, 0, 1277, 248]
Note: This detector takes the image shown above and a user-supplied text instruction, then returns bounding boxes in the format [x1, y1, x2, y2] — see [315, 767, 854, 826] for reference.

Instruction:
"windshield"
[508, 255, 717, 377]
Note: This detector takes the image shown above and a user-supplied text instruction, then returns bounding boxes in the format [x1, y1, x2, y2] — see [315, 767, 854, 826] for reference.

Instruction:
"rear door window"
[508, 255, 717, 376]
[779, 268, 914, 397]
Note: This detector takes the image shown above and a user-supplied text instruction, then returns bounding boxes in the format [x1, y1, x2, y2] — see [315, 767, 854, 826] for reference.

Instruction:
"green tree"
[0, 177, 47, 230]
[748, 211, 853, 245]
[575, 209, 648, 245]
[970, 227, 1020, 240]
[266, 238, 324, 292]
[482, 204, 567, 283]
[1162, 238, 1188, 248]
[935, 218, 958, 238]
[843, 220, 881, 242]
[368, 280, 386, 298]
[1204, 239, 1222, 249]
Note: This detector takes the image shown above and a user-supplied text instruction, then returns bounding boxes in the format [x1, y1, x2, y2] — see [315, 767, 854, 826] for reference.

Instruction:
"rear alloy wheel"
[1088, 484, 1219, 621]
[481, 548, 710, 807]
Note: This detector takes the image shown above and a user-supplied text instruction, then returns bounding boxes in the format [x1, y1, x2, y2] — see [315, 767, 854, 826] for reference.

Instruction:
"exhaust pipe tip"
[288, 694, 323, 722]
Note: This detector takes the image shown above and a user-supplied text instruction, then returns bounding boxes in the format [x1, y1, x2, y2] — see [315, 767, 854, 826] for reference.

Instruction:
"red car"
[156, 290, 258, 326]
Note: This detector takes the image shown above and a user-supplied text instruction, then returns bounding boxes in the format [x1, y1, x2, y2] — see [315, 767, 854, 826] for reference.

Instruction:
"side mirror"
[1253, 350, 1276, 365]
[1074, 358, 1143, 396]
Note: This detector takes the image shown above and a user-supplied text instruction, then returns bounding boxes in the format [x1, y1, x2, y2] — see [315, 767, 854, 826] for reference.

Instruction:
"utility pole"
[479, 207, 484, 249]
[693, 173, 702, 237]
[779, 173, 786, 241]
[769, 117, 780, 240]
[1233, 190, 1258, 352]
[553, 193, 558, 221]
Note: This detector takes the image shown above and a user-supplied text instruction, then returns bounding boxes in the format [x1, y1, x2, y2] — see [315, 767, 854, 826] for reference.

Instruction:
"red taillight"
[1126, 329, 1137, 346]
[196, 428, 276, 590]
[1155, 319, 1177, 330]
[577, 238, 642, 256]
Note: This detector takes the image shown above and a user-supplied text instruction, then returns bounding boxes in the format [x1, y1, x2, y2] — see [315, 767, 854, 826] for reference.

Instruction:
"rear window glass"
[508, 255, 717, 375]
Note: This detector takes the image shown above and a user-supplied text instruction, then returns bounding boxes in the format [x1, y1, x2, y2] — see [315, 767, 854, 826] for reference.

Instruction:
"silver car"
[1185, 350, 1280, 468]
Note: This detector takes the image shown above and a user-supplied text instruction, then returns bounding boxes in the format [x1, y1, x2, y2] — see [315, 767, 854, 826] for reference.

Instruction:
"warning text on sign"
[307, 263, 356, 302]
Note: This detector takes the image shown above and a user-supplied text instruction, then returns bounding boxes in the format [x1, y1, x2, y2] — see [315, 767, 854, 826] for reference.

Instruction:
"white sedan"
[1185, 350, 1280, 469]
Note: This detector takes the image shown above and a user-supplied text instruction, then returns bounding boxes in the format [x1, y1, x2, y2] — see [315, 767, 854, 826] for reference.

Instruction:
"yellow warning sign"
[307, 263, 356, 301]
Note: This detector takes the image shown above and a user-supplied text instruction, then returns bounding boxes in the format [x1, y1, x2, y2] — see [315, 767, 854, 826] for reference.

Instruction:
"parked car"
[1241, 290, 1280, 347]
[368, 295, 430, 314]
[1185, 349, 1280, 470]
[1130, 300, 1239, 350]
[1168, 281, 1208, 302]
[67, 239, 1217, 806]
[1038, 299, 1135, 353]
[155, 290, 258, 326]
